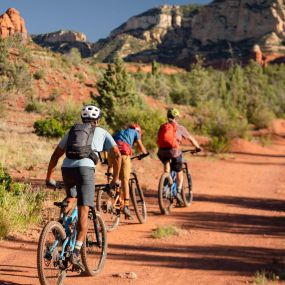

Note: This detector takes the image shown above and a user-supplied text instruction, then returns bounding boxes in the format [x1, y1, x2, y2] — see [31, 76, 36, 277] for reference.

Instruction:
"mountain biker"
[45, 104, 121, 271]
[108, 123, 148, 219]
[157, 108, 201, 204]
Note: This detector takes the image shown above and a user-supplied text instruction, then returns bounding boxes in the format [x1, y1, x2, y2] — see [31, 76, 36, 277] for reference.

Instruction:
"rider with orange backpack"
[157, 108, 201, 204]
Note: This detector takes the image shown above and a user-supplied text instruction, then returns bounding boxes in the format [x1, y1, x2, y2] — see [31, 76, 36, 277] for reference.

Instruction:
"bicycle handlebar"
[131, 152, 150, 160]
[46, 181, 64, 190]
[182, 148, 201, 154]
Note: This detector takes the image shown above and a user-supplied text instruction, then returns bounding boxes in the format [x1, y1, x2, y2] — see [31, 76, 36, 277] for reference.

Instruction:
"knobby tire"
[96, 188, 120, 231]
[81, 211, 107, 276]
[158, 172, 173, 215]
[182, 168, 193, 207]
[37, 221, 66, 285]
[130, 178, 147, 223]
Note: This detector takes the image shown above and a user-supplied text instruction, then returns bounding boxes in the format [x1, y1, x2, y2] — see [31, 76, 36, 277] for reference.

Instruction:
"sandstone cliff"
[0, 8, 27, 40]
[92, 0, 285, 68]
[32, 30, 92, 57]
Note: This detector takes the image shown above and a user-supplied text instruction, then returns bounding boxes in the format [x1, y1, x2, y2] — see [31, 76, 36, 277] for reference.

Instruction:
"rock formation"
[91, 0, 285, 68]
[32, 30, 92, 57]
[0, 8, 27, 40]
[31, 0, 285, 68]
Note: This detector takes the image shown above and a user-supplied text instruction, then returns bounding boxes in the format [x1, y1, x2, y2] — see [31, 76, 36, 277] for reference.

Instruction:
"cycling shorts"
[61, 167, 95, 207]
[157, 153, 183, 172]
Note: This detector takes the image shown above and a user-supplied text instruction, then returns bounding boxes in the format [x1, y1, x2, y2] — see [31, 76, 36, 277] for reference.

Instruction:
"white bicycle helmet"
[81, 105, 102, 121]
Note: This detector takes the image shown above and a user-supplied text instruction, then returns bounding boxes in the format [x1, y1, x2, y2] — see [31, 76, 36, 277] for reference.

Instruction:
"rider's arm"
[108, 145, 121, 185]
[46, 145, 65, 183]
[135, 139, 148, 154]
[188, 134, 201, 150]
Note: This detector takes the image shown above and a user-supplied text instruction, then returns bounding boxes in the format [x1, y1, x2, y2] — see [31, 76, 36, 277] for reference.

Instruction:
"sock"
[124, 199, 129, 207]
[177, 187, 182, 194]
[74, 240, 83, 256]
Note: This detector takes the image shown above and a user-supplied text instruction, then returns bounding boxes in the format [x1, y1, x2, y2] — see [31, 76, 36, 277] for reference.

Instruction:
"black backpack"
[65, 123, 98, 164]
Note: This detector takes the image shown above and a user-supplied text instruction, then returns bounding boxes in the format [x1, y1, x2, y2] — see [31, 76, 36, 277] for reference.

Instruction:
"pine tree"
[92, 57, 141, 128]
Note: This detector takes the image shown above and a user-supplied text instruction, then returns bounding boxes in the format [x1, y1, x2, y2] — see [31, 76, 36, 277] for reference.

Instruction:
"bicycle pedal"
[125, 215, 133, 220]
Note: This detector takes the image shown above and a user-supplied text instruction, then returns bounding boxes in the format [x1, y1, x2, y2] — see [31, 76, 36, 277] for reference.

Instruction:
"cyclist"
[157, 108, 201, 204]
[108, 123, 148, 219]
[45, 104, 121, 271]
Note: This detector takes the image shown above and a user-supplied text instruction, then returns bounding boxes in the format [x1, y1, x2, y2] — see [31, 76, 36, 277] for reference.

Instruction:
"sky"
[1, 0, 210, 42]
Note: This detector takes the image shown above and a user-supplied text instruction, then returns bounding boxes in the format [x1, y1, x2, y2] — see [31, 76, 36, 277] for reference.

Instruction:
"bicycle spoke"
[81, 212, 107, 276]
[37, 221, 66, 285]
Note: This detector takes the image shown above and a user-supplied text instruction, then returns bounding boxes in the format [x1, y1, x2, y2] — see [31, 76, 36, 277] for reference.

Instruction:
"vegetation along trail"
[0, 135, 285, 285]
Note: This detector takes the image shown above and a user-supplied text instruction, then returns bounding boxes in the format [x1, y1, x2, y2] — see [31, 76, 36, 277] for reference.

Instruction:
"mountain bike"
[96, 153, 149, 231]
[37, 183, 107, 285]
[158, 149, 197, 215]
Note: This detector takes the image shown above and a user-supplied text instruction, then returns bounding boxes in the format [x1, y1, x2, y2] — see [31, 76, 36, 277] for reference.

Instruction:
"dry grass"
[0, 121, 59, 172]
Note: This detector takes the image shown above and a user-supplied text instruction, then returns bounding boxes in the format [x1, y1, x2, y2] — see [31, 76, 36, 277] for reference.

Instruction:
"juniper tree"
[92, 56, 142, 128]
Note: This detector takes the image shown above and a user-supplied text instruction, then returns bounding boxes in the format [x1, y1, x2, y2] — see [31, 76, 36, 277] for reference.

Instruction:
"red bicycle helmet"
[129, 123, 142, 137]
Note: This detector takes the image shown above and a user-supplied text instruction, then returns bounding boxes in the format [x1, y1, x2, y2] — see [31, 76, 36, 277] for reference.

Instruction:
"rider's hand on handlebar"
[109, 179, 120, 189]
[195, 147, 202, 153]
[46, 179, 57, 189]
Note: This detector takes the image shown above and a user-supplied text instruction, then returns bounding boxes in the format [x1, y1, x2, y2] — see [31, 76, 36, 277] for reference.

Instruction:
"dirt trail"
[0, 136, 285, 285]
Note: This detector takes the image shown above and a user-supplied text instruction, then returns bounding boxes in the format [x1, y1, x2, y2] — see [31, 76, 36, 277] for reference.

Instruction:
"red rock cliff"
[0, 8, 27, 39]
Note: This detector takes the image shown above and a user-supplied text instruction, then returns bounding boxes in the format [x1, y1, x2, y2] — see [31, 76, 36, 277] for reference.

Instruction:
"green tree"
[92, 57, 142, 128]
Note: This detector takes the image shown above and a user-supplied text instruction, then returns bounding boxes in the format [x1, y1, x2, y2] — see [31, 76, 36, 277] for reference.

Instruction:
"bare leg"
[122, 178, 129, 201]
[164, 161, 171, 173]
[176, 170, 183, 190]
[77, 205, 89, 242]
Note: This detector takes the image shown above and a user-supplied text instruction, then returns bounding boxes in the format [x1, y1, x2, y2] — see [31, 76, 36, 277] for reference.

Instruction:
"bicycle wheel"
[37, 221, 67, 285]
[158, 173, 173, 215]
[129, 177, 147, 223]
[96, 188, 120, 231]
[182, 169, 193, 207]
[81, 211, 107, 276]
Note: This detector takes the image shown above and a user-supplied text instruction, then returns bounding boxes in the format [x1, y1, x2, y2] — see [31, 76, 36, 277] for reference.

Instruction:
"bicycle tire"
[158, 172, 173, 215]
[129, 177, 147, 223]
[182, 169, 193, 207]
[96, 188, 120, 231]
[81, 211, 107, 276]
[37, 221, 67, 285]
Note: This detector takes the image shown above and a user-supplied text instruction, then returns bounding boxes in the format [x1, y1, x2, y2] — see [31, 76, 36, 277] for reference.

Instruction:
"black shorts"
[157, 153, 183, 172]
[61, 167, 95, 207]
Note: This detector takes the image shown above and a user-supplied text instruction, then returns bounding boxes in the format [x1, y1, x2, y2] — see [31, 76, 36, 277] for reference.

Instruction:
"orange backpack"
[157, 122, 178, 148]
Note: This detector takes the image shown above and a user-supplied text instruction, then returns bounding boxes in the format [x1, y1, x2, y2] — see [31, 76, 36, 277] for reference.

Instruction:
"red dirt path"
[1, 136, 285, 285]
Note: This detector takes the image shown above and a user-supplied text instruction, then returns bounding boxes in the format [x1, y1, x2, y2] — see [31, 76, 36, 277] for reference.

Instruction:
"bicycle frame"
[61, 207, 78, 258]
[167, 162, 189, 197]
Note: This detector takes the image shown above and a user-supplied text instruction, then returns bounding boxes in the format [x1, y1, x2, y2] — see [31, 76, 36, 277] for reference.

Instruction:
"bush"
[250, 107, 275, 129]
[62, 48, 81, 66]
[25, 100, 45, 113]
[33, 69, 45, 80]
[34, 100, 80, 138]
[113, 105, 164, 151]
[34, 118, 66, 137]
[0, 165, 45, 238]
[151, 225, 179, 239]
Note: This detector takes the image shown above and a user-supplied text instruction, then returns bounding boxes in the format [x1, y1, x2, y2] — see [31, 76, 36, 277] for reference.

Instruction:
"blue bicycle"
[37, 183, 107, 285]
[158, 149, 197, 215]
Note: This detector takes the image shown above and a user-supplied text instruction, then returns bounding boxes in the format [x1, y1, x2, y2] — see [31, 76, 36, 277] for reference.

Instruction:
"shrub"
[33, 69, 45, 80]
[25, 100, 45, 113]
[151, 225, 179, 239]
[250, 107, 275, 129]
[62, 48, 81, 66]
[34, 118, 66, 137]
[113, 105, 164, 151]
[0, 165, 45, 238]
[34, 100, 80, 138]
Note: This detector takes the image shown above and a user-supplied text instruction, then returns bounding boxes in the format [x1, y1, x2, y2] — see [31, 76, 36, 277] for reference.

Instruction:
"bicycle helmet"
[167, 107, 180, 119]
[81, 105, 102, 121]
[129, 123, 142, 137]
